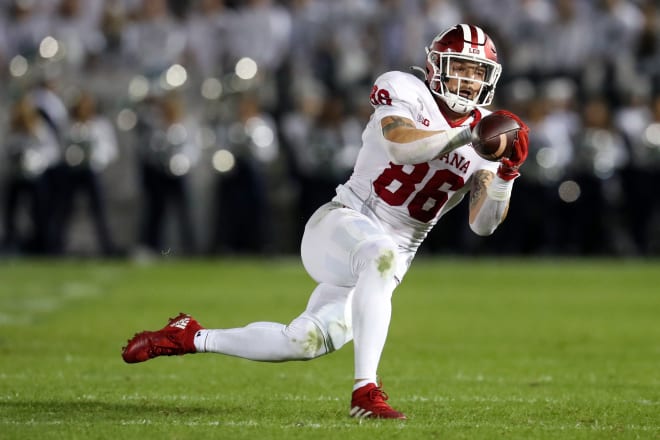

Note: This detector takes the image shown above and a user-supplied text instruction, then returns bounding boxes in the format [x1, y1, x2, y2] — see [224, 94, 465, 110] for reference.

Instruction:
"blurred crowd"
[1, 0, 659, 258]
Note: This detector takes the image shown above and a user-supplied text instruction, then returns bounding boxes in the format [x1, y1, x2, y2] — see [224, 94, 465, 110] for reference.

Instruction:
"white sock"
[193, 317, 329, 361]
[351, 254, 397, 381]
[353, 379, 377, 391]
[194, 322, 294, 360]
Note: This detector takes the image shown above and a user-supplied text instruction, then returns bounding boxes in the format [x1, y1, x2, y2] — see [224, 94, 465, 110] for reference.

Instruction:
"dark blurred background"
[1, 0, 659, 259]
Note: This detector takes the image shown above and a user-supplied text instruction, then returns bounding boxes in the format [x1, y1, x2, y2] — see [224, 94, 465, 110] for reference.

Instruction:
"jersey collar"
[437, 100, 482, 128]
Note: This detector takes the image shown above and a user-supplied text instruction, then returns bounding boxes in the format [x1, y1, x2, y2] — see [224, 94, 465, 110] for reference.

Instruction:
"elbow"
[469, 221, 497, 237]
[382, 141, 409, 165]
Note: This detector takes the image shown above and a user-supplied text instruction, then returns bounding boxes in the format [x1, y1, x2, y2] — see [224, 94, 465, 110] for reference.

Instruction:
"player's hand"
[493, 110, 529, 181]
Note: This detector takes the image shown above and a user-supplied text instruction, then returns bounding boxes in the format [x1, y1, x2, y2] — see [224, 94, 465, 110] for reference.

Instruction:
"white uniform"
[302, 71, 498, 285]
[198, 71, 500, 381]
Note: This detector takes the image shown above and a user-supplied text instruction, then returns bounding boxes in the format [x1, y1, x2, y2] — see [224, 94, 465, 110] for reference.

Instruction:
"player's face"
[446, 60, 487, 101]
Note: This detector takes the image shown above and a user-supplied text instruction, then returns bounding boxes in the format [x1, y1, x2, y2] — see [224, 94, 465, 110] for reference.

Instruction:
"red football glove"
[492, 110, 529, 181]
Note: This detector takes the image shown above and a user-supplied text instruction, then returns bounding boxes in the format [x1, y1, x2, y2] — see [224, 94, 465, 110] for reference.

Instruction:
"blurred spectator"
[568, 96, 629, 255]
[99, 0, 129, 57]
[375, 0, 425, 72]
[209, 91, 280, 254]
[223, 0, 292, 116]
[0, 0, 50, 62]
[484, 79, 564, 254]
[48, 0, 106, 72]
[1, 0, 659, 257]
[29, 76, 69, 141]
[184, 0, 231, 78]
[282, 89, 361, 238]
[121, 0, 187, 75]
[496, 0, 554, 79]
[539, 0, 594, 82]
[1, 94, 60, 254]
[135, 92, 201, 256]
[588, 0, 644, 102]
[617, 91, 660, 255]
[421, 0, 463, 45]
[48, 90, 119, 256]
[635, 0, 660, 91]
[224, 0, 291, 74]
[324, 0, 377, 90]
[286, 0, 329, 79]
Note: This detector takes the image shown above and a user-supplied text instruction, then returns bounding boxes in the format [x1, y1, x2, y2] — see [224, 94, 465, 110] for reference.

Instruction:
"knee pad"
[285, 307, 353, 360]
[284, 316, 330, 360]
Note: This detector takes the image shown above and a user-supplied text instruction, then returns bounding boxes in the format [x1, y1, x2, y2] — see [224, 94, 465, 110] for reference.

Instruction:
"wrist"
[486, 175, 515, 201]
[446, 126, 472, 150]
[496, 163, 520, 181]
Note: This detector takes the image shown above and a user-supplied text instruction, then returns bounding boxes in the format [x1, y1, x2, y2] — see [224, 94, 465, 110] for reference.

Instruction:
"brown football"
[470, 113, 522, 161]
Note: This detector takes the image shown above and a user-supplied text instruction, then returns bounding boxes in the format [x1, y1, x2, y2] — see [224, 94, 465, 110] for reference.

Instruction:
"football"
[470, 113, 523, 161]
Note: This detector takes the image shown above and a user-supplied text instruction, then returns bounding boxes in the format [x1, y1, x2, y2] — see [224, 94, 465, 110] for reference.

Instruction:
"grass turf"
[0, 257, 658, 439]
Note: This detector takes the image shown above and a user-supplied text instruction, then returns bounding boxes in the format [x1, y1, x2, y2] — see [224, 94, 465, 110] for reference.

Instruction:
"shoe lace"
[367, 387, 391, 408]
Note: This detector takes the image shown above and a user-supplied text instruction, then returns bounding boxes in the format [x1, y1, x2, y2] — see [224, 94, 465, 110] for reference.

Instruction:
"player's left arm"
[468, 169, 510, 236]
[468, 113, 529, 236]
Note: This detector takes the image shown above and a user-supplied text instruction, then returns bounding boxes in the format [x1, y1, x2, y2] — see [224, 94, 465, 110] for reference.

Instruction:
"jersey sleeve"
[369, 71, 420, 122]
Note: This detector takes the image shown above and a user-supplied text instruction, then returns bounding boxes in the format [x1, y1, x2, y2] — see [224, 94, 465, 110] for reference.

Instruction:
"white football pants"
[195, 201, 409, 381]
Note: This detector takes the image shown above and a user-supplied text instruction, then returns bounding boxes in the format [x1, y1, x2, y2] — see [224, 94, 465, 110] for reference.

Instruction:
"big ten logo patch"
[417, 114, 430, 127]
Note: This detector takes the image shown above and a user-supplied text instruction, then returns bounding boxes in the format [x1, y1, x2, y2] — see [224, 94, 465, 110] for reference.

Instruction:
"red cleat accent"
[349, 383, 407, 419]
[122, 313, 204, 364]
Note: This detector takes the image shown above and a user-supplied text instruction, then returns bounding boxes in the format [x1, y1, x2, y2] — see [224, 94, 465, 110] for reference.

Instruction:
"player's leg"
[197, 202, 402, 371]
[195, 282, 353, 360]
[122, 202, 358, 363]
[350, 238, 399, 383]
[300, 202, 407, 418]
[196, 203, 370, 360]
[122, 282, 354, 363]
[121, 283, 353, 363]
[301, 203, 402, 385]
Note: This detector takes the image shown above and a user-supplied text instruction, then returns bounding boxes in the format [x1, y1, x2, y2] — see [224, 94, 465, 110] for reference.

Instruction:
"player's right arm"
[468, 168, 510, 236]
[468, 112, 529, 236]
[379, 115, 471, 165]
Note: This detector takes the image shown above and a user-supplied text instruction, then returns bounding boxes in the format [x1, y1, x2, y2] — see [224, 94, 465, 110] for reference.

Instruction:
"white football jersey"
[333, 70, 499, 252]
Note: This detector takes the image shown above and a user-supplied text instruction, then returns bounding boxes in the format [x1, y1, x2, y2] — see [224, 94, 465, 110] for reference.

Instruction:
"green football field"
[0, 257, 658, 439]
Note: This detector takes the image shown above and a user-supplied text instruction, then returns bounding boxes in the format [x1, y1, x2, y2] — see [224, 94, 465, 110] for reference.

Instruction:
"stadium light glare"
[128, 76, 150, 101]
[165, 64, 187, 88]
[9, 55, 29, 77]
[212, 149, 235, 173]
[22, 150, 46, 175]
[252, 125, 274, 148]
[201, 77, 223, 100]
[536, 147, 557, 169]
[235, 57, 258, 80]
[558, 180, 580, 203]
[116, 109, 137, 131]
[39, 36, 59, 59]
[169, 154, 191, 176]
[644, 123, 660, 148]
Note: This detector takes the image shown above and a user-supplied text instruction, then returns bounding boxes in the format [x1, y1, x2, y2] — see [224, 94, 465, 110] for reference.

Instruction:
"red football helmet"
[426, 24, 502, 114]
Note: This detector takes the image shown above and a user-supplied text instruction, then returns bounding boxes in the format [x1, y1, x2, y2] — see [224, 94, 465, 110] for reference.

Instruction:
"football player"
[122, 24, 529, 420]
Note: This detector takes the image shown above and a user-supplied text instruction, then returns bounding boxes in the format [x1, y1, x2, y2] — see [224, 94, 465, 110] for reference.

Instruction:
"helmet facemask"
[427, 50, 502, 114]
